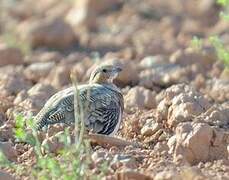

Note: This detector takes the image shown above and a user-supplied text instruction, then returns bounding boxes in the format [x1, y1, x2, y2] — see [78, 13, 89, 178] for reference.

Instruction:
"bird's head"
[89, 65, 122, 84]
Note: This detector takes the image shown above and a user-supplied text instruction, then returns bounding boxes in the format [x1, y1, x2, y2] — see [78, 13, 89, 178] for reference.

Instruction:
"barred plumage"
[35, 65, 124, 136]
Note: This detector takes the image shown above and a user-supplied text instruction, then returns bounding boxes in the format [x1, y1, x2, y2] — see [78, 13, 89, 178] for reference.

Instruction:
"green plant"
[190, 0, 229, 69]
[217, 0, 229, 20]
[0, 113, 101, 179]
[210, 36, 229, 68]
[0, 79, 107, 179]
[190, 36, 203, 52]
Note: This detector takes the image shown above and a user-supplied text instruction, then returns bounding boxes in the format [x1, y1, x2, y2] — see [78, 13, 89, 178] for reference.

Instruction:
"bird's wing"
[36, 84, 123, 135]
[80, 85, 123, 135]
[35, 87, 75, 129]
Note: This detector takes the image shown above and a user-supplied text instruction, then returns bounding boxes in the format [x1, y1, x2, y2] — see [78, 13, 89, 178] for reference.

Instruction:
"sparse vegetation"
[0, 0, 228, 179]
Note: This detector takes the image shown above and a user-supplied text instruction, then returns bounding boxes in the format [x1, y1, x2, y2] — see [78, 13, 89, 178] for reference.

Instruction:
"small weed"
[0, 76, 106, 179]
[190, 36, 203, 52]
[209, 36, 229, 68]
[217, 0, 229, 20]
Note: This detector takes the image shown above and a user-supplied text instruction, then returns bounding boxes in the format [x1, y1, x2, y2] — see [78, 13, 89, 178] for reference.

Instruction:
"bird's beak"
[109, 66, 122, 82]
[114, 66, 122, 73]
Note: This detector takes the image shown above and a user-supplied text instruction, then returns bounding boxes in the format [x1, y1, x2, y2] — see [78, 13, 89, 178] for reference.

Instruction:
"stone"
[0, 44, 23, 66]
[24, 62, 55, 82]
[111, 154, 137, 170]
[194, 104, 229, 129]
[91, 150, 108, 165]
[0, 72, 31, 96]
[0, 141, 17, 161]
[173, 122, 228, 165]
[141, 119, 161, 137]
[167, 135, 176, 154]
[0, 124, 14, 142]
[19, 18, 76, 48]
[25, 51, 63, 63]
[170, 48, 216, 68]
[125, 86, 156, 110]
[157, 84, 211, 128]
[116, 170, 153, 180]
[71, 59, 93, 82]
[45, 64, 72, 88]
[139, 64, 189, 89]
[154, 170, 177, 180]
[206, 79, 229, 103]
[65, 0, 122, 30]
[14, 83, 56, 114]
[139, 55, 167, 69]
[0, 170, 14, 180]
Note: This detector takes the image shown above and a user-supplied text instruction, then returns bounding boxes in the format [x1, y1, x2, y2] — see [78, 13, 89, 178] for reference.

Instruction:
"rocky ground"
[0, 0, 229, 179]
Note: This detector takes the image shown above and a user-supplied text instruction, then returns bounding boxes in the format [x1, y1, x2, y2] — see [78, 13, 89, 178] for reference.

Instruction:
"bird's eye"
[102, 69, 107, 73]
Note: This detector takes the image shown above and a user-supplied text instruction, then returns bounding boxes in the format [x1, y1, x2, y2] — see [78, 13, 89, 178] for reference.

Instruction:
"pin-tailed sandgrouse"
[35, 65, 124, 136]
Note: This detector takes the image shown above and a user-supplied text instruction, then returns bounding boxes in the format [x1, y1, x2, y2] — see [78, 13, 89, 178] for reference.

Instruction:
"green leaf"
[217, 0, 229, 6]
[209, 36, 229, 68]
[26, 134, 36, 146]
[14, 128, 27, 141]
[190, 36, 203, 51]
[15, 114, 25, 128]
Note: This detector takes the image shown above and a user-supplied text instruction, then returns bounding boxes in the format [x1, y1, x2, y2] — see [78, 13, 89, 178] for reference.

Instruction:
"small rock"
[167, 135, 176, 154]
[139, 55, 167, 69]
[0, 124, 14, 141]
[154, 170, 177, 180]
[170, 48, 216, 68]
[125, 86, 156, 110]
[0, 141, 17, 161]
[0, 170, 14, 180]
[15, 83, 56, 114]
[24, 62, 55, 82]
[0, 44, 23, 66]
[139, 64, 189, 89]
[116, 170, 153, 180]
[111, 154, 137, 170]
[19, 18, 76, 48]
[173, 122, 228, 165]
[157, 84, 211, 128]
[45, 63, 72, 88]
[206, 79, 229, 103]
[25, 51, 63, 63]
[0, 72, 31, 96]
[154, 142, 169, 153]
[141, 119, 161, 137]
[66, 0, 122, 30]
[91, 150, 108, 165]
[195, 104, 229, 129]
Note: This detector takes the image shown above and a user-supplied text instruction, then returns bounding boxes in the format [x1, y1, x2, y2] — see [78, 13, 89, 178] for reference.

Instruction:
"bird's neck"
[90, 76, 111, 84]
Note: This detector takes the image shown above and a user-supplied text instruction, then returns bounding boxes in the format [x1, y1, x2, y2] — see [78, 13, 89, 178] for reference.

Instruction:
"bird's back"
[35, 83, 123, 135]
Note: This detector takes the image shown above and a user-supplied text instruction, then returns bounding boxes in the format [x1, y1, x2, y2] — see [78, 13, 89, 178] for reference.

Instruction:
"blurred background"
[0, 0, 228, 111]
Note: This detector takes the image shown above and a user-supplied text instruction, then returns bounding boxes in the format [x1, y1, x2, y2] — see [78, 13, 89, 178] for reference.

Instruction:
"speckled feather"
[35, 84, 123, 135]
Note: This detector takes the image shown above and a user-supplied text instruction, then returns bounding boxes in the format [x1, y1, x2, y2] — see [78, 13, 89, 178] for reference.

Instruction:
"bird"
[35, 64, 124, 136]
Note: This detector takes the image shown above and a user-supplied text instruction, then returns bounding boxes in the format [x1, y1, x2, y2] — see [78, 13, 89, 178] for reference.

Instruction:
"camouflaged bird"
[35, 65, 124, 136]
